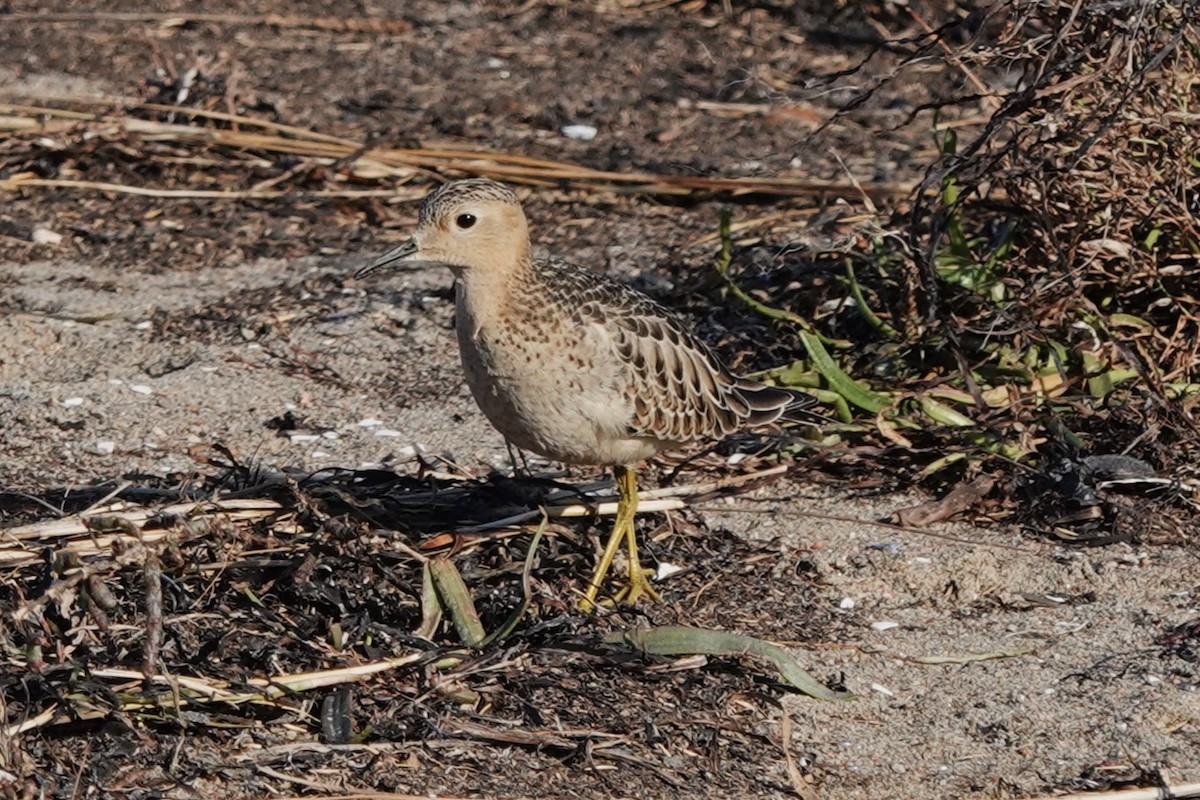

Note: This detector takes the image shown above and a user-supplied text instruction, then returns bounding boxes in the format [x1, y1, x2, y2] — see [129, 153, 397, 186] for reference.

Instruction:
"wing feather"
[534, 258, 815, 444]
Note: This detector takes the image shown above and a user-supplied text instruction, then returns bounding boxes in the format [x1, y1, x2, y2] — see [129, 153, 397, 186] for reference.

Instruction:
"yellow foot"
[613, 565, 661, 605]
[580, 568, 660, 610]
[578, 464, 662, 611]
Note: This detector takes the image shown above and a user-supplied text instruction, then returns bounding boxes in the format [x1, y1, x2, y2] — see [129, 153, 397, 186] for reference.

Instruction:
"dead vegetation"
[1, 458, 847, 798]
[925, 0, 1200, 542]
[761, 0, 1200, 543]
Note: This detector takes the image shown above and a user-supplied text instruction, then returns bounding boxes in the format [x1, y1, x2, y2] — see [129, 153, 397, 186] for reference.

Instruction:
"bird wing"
[607, 306, 752, 442]
[539, 259, 806, 444]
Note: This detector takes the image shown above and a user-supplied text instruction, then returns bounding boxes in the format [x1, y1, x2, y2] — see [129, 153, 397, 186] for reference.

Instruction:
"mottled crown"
[418, 178, 520, 225]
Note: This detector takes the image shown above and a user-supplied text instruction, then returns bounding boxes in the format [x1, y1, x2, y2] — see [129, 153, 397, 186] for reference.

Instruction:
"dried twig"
[141, 551, 163, 682]
[1023, 783, 1200, 800]
[0, 102, 915, 200]
[0, 499, 282, 567]
[893, 475, 996, 527]
[0, 12, 413, 33]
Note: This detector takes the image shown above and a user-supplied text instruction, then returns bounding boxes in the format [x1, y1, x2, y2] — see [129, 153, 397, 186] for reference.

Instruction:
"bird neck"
[456, 253, 534, 328]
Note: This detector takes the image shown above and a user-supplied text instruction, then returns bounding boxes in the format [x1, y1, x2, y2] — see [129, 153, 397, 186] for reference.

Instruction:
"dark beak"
[355, 238, 419, 280]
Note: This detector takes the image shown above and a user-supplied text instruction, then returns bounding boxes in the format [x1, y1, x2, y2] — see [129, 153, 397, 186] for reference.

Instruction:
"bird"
[356, 178, 818, 608]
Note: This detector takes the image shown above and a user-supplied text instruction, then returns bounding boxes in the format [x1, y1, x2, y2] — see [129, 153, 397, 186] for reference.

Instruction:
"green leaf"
[1108, 313, 1153, 329]
[601, 625, 852, 701]
[918, 396, 976, 427]
[844, 258, 899, 339]
[713, 208, 850, 349]
[416, 561, 443, 640]
[800, 331, 891, 413]
[429, 557, 485, 647]
[1087, 368, 1138, 398]
[479, 518, 547, 647]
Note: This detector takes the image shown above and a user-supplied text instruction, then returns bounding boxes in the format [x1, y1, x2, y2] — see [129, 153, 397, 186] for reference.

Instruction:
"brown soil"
[2, 3, 1198, 799]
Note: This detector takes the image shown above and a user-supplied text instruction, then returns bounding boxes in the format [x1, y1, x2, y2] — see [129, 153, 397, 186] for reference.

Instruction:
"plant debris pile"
[1, 461, 839, 798]
[932, 0, 1199, 388]
[746, 0, 1200, 543]
[935, 0, 1200, 540]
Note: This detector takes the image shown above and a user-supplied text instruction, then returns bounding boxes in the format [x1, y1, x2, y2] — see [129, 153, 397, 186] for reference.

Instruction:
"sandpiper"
[357, 178, 817, 607]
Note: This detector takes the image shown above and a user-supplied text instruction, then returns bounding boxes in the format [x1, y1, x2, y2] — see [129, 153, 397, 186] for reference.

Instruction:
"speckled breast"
[453, 292, 658, 466]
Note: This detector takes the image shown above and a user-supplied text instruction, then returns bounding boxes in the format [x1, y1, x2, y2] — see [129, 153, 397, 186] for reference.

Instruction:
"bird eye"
[455, 213, 477, 230]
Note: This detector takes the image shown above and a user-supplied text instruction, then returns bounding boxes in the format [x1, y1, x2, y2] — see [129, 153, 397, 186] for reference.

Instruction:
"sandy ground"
[4, 243, 1198, 799]
[2, 4, 1198, 798]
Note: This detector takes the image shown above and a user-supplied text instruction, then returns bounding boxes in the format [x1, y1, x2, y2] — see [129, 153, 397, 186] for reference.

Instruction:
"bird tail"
[736, 379, 828, 426]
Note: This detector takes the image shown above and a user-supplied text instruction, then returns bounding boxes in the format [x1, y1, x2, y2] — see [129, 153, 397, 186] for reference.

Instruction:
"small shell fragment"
[31, 227, 63, 245]
[561, 124, 598, 141]
[655, 562, 685, 581]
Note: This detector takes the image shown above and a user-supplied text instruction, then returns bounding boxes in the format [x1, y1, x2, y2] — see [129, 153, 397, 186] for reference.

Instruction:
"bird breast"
[454, 286, 662, 466]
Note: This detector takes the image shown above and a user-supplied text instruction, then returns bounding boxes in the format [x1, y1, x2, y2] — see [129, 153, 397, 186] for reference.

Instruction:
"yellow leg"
[614, 493, 661, 605]
[580, 465, 660, 609]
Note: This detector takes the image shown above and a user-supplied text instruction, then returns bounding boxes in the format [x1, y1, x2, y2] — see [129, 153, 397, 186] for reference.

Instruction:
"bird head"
[355, 178, 530, 280]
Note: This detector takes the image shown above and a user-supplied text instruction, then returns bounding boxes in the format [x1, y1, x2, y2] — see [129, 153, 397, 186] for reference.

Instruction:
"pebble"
[839, 597, 856, 610]
[92, 440, 116, 455]
[561, 124, 598, 141]
[61, 397, 84, 407]
[871, 621, 900, 632]
[129, 384, 153, 395]
[31, 227, 63, 245]
[870, 683, 895, 697]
